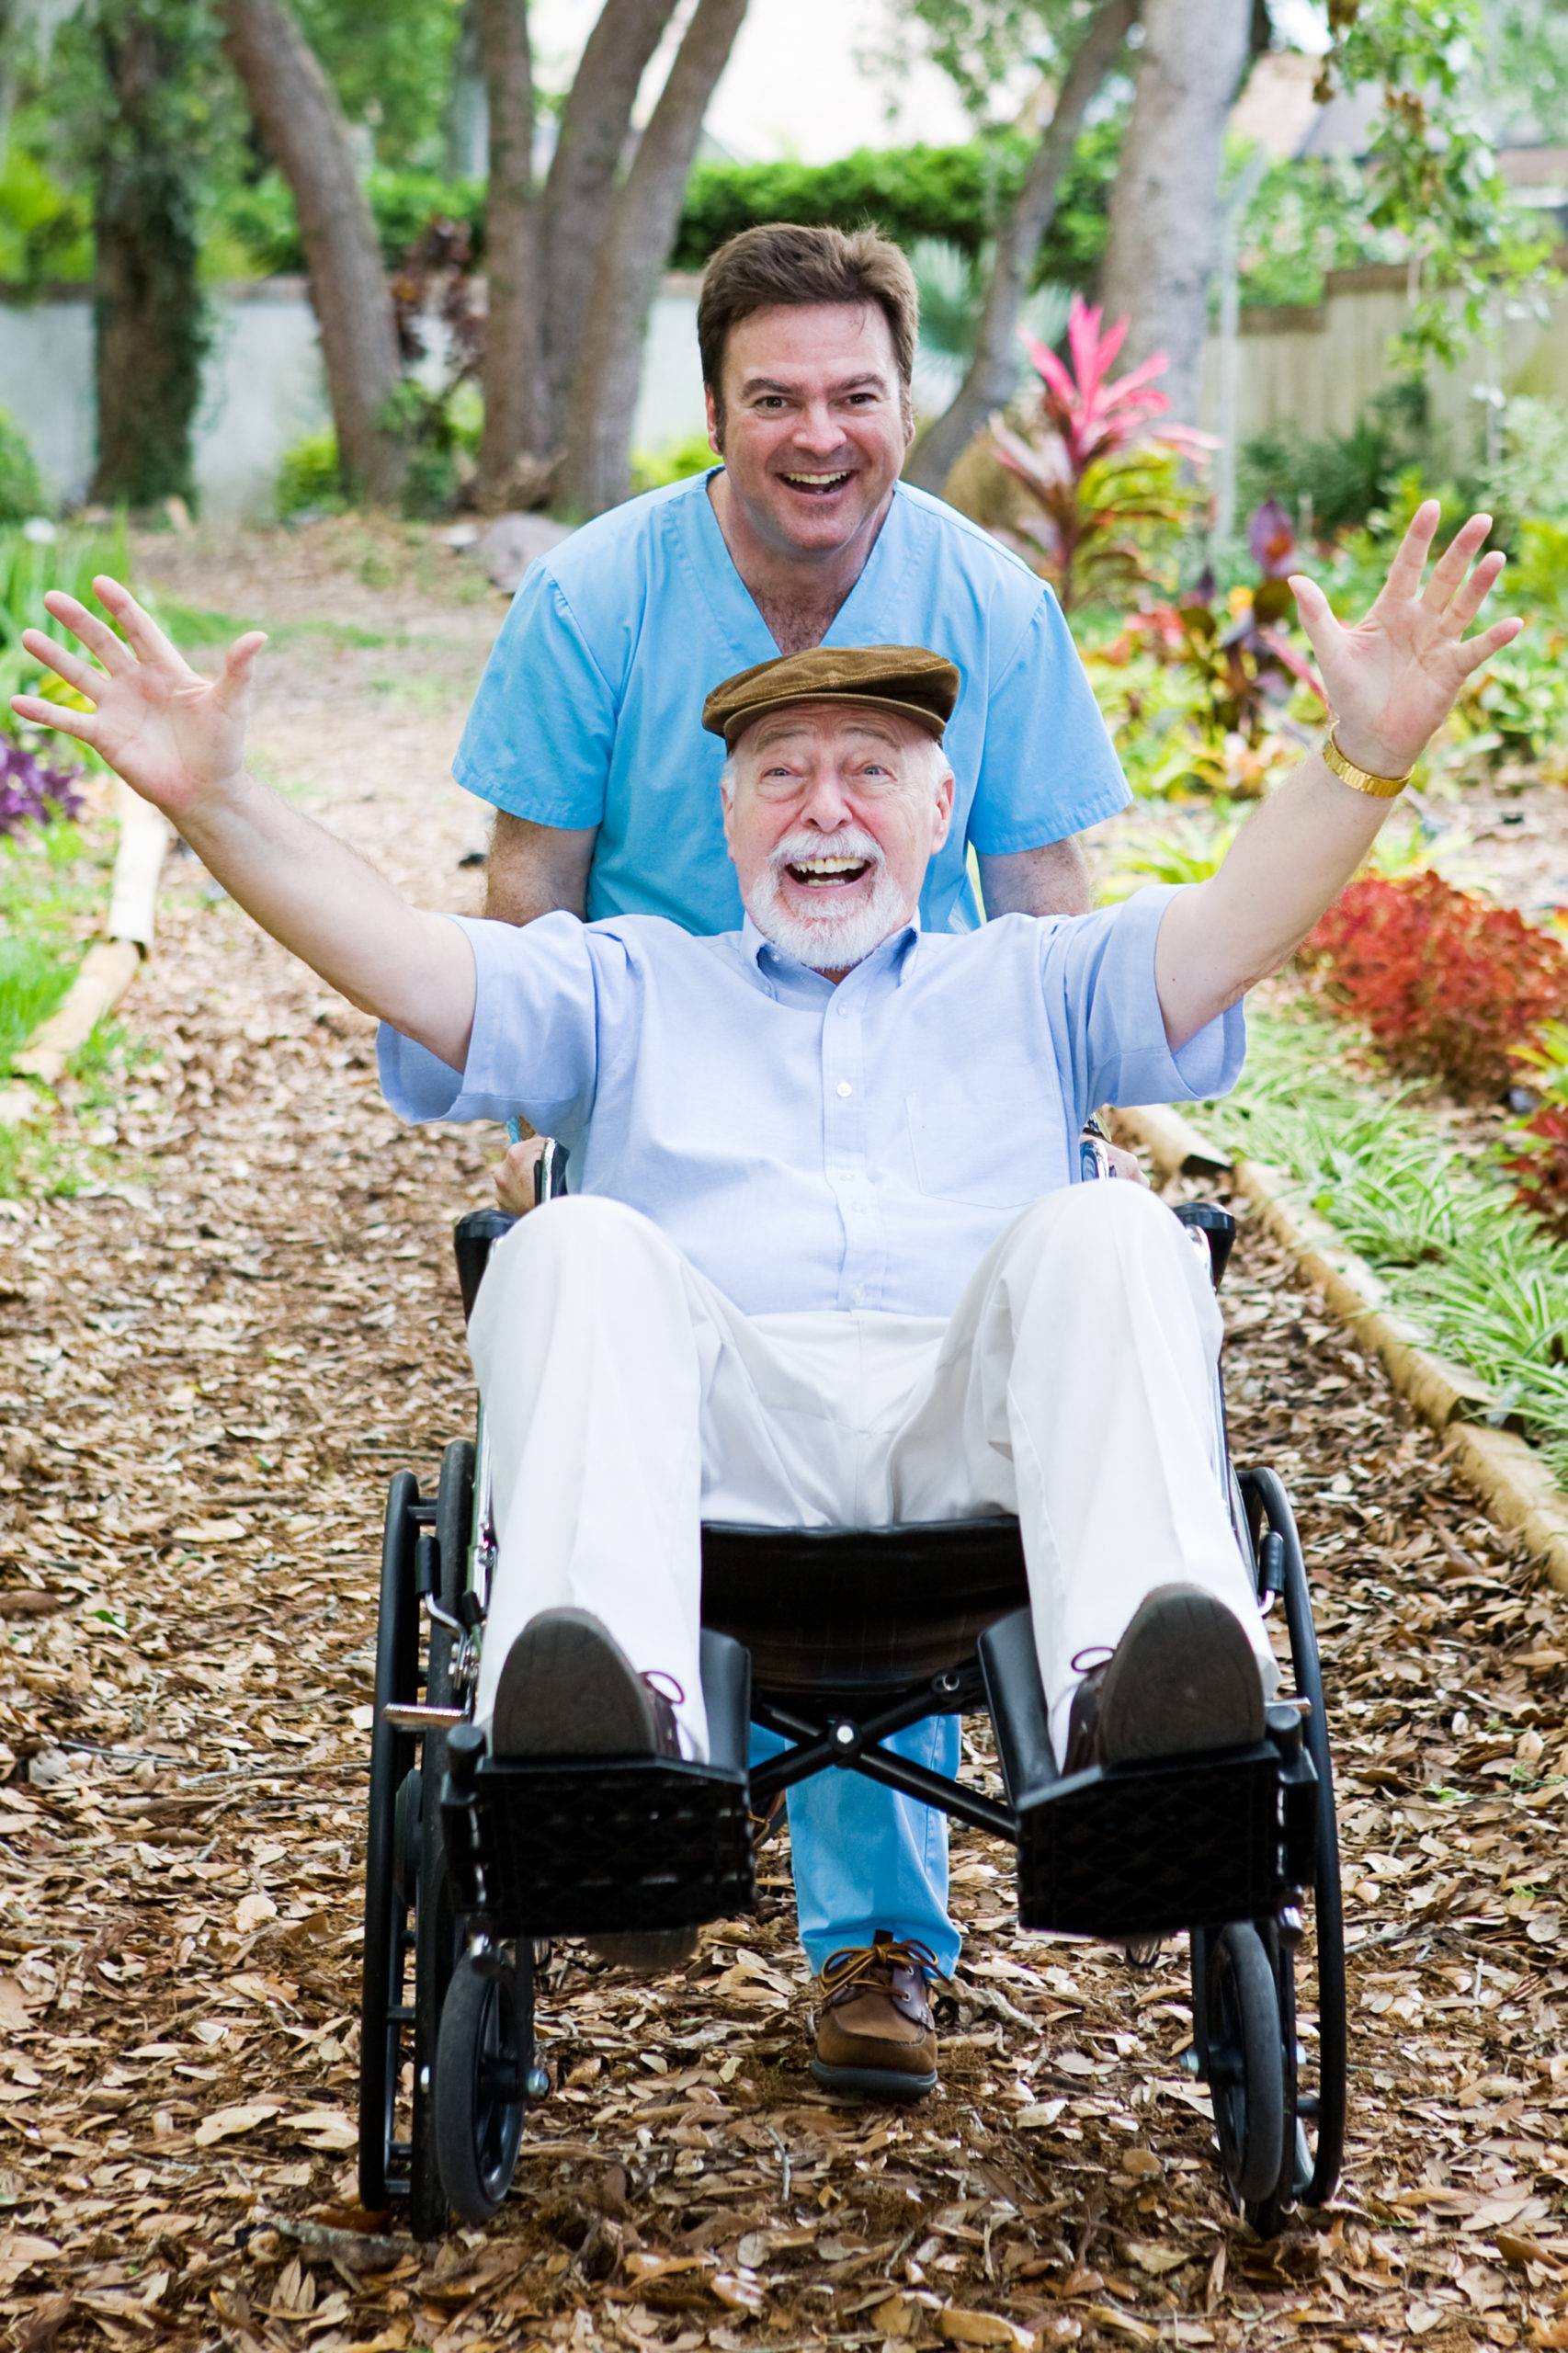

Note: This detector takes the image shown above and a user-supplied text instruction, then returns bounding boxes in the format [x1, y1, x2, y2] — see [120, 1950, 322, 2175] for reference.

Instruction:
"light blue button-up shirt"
[378, 883, 1244, 1320]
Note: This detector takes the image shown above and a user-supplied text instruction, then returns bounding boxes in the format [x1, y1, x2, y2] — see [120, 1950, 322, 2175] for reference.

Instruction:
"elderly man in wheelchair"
[13, 505, 1516, 2234]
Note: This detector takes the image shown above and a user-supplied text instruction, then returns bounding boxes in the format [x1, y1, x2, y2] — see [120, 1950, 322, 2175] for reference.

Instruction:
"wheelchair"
[358, 1148, 1347, 2243]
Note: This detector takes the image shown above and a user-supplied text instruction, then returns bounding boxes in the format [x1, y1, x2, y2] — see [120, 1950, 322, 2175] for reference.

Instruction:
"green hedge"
[205, 124, 1119, 284]
[671, 123, 1118, 279]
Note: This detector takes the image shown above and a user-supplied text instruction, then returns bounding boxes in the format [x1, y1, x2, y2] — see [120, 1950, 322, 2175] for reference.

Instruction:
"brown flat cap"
[701, 643, 960, 747]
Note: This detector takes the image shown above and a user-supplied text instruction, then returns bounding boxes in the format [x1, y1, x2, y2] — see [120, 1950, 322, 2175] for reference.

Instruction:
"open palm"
[9, 576, 266, 820]
[1290, 503, 1521, 778]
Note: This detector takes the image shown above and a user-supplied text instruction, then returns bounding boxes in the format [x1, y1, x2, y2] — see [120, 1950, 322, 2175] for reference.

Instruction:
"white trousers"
[467, 1185, 1278, 1768]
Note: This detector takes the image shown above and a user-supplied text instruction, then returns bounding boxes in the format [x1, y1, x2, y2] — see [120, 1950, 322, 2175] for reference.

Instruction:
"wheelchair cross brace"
[748, 1665, 1017, 1841]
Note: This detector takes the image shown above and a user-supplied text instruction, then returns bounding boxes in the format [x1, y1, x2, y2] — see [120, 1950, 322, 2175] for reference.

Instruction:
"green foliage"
[0, 813, 103, 1083]
[1233, 153, 1403, 311]
[875, 0, 1125, 127]
[278, 383, 481, 522]
[1515, 519, 1568, 626]
[0, 413, 50, 525]
[276, 430, 347, 521]
[290, 0, 466, 171]
[0, 518, 131, 756]
[0, 147, 93, 287]
[630, 434, 716, 495]
[1201, 1005, 1568, 1483]
[210, 165, 484, 278]
[1237, 381, 1431, 539]
[670, 123, 1119, 285]
[1325, 0, 1558, 369]
[1482, 397, 1568, 532]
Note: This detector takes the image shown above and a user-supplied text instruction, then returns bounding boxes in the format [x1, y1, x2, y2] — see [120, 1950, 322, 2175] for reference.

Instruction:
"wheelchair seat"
[700, 1516, 1028, 1701]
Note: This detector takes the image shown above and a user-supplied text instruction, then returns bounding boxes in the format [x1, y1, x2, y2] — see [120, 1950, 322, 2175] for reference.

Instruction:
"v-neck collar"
[675, 468, 915, 662]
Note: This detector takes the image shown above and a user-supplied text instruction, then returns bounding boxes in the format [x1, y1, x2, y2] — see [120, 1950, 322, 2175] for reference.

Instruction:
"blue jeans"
[749, 1713, 961, 1977]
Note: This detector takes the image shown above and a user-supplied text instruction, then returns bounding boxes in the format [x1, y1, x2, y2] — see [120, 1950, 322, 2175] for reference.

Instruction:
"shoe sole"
[1095, 1583, 1266, 1768]
[810, 2056, 937, 2101]
[491, 1607, 661, 1759]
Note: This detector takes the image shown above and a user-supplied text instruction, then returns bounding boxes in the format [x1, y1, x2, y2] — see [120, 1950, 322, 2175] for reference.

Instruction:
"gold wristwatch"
[1321, 724, 1414, 799]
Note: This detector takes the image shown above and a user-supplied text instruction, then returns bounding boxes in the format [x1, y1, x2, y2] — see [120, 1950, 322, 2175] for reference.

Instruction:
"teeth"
[782, 472, 849, 486]
[792, 858, 864, 874]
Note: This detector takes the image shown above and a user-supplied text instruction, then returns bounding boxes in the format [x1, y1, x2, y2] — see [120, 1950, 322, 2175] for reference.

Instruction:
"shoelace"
[819, 1935, 940, 1995]
[642, 1668, 686, 1706]
[1069, 1644, 1115, 1677]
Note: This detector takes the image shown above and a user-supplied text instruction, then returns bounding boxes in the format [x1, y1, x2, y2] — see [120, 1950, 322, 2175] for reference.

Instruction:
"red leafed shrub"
[1301, 871, 1568, 1098]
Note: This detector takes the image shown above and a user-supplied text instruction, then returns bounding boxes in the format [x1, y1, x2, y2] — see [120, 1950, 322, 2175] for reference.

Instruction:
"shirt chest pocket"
[904, 1088, 1069, 1208]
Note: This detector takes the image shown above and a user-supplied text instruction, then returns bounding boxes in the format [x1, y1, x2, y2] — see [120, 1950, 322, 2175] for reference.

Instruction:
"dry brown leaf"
[193, 2100, 282, 2146]
[937, 2309, 1034, 2348]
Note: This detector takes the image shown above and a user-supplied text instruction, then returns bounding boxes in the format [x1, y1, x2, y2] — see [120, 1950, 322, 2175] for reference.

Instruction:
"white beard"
[745, 826, 912, 972]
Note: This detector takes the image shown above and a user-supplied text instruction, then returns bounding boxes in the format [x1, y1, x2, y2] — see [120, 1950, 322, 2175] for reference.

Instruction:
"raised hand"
[1289, 502, 1522, 779]
[8, 575, 267, 822]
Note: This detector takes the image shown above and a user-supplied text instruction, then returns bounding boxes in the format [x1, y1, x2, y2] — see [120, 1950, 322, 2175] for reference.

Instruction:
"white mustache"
[767, 826, 883, 873]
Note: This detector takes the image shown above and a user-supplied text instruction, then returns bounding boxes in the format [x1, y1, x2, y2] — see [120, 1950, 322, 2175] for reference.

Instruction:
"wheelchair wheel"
[358, 1472, 422, 2211]
[1243, 1466, 1347, 2211]
[408, 1439, 473, 2238]
[1204, 1922, 1290, 2216]
[435, 1950, 532, 2225]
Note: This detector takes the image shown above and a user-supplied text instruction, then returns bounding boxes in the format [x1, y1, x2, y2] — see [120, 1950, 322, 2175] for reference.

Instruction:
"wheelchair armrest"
[451, 1147, 572, 1322]
[1174, 1200, 1235, 1289]
[453, 1208, 517, 1323]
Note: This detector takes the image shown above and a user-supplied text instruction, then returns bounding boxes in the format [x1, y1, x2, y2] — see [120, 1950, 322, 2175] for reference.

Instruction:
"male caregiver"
[456, 221, 1133, 2031]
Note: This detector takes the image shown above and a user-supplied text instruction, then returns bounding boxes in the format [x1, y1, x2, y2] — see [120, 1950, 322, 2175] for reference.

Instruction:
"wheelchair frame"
[358, 1184, 1347, 2243]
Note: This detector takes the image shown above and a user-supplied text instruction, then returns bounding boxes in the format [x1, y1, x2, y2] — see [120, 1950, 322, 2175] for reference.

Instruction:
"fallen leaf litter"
[0, 524, 1564, 2351]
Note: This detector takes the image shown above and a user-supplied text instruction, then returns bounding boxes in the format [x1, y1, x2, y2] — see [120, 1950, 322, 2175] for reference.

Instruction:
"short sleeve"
[965, 590, 1131, 856]
[453, 567, 617, 827]
[377, 911, 608, 1130]
[1043, 885, 1245, 1116]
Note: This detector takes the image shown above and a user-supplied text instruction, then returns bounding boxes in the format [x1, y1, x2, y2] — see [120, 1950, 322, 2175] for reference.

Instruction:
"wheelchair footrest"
[441, 1735, 756, 1938]
[979, 1605, 1317, 1940]
[1013, 1737, 1316, 1940]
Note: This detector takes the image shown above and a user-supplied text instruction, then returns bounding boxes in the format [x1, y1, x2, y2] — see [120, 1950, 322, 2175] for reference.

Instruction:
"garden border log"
[1115, 1101, 1568, 1595]
[0, 780, 170, 1124]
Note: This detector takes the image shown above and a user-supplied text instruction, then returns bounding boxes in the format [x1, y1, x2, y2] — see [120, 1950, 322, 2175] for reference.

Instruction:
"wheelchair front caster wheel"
[1205, 1922, 1289, 2216]
[434, 1951, 533, 2225]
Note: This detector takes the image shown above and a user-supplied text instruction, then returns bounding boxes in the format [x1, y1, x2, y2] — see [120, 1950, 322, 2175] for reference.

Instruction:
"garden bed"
[1196, 1000, 1568, 1489]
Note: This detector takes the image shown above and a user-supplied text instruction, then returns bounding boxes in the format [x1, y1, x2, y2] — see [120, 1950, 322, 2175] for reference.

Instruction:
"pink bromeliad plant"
[991, 295, 1215, 612]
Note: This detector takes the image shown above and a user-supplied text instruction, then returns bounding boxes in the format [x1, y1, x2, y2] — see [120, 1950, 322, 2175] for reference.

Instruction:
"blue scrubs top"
[454, 471, 1130, 935]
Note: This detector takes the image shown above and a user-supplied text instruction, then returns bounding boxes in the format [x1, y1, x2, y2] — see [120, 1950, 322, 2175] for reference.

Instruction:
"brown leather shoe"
[1062, 1583, 1266, 1775]
[811, 1931, 939, 2099]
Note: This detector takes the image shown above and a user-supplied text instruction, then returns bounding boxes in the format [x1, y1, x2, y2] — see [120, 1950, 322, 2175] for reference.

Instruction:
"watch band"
[1322, 724, 1413, 799]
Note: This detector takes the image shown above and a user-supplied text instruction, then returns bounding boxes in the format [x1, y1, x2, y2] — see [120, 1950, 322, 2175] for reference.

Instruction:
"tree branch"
[906, 0, 1140, 495]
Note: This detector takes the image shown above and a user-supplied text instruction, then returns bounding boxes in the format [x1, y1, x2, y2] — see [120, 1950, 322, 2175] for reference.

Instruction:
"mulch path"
[1, 527, 1565, 2353]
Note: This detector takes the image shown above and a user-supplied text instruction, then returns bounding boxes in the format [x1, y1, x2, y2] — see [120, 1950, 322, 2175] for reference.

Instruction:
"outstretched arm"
[9, 578, 476, 1072]
[1156, 505, 1521, 1050]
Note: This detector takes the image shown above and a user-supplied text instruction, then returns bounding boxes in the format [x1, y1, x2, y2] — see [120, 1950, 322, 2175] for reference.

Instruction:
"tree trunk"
[906, 0, 1140, 496]
[1098, 0, 1254, 426]
[476, 0, 547, 505]
[540, 0, 684, 431]
[556, 0, 749, 518]
[220, 0, 407, 505]
[90, 6, 207, 508]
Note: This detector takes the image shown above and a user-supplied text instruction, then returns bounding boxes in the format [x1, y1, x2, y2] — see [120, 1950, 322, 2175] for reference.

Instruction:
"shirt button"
[835, 1080, 853, 1098]
[836, 1001, 852, 1017]
[852, 1286, 868, 1304]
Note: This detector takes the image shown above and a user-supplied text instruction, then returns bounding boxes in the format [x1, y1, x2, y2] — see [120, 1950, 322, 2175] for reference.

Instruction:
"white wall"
[0, 277, 711, 520]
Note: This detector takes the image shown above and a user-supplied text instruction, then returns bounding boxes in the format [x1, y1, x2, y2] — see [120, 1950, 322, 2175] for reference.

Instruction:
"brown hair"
[698, 223, 919, 422]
